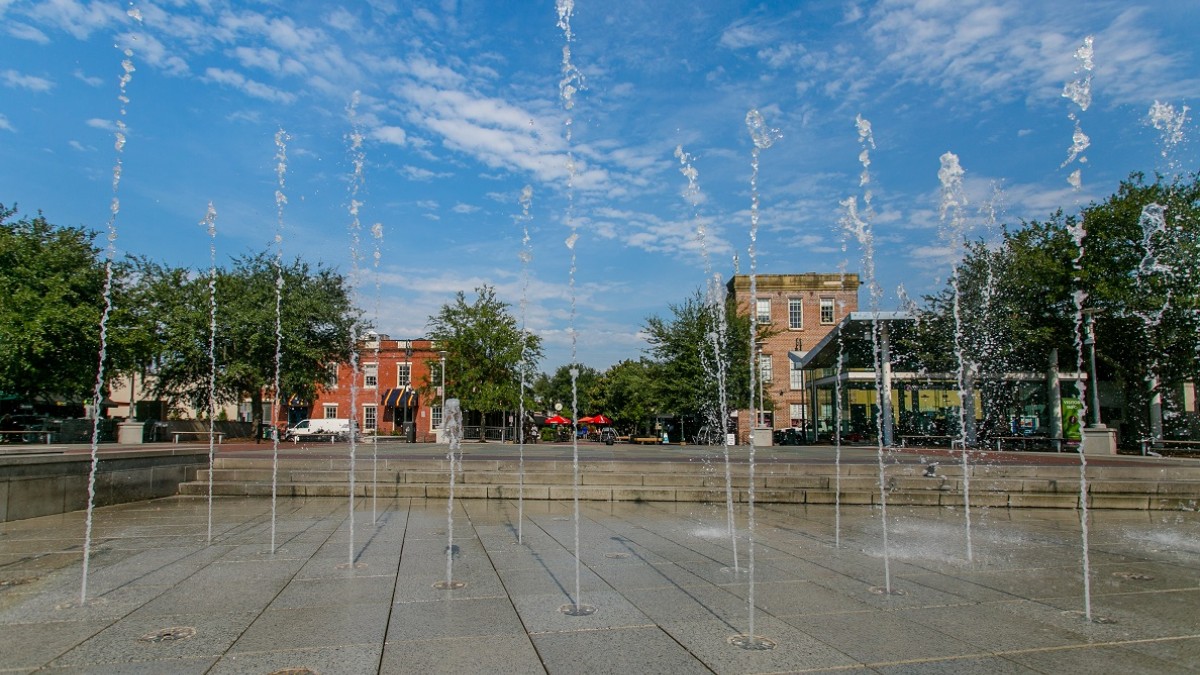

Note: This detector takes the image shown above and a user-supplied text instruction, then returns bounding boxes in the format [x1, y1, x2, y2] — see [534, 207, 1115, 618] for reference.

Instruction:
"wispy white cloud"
[85, 117, 116, 132]
[0, 113, 14, 132]
[24, 0, 126, 40]
[371, 125, 407, 146]
[7, 22, 49, 43]
[118, 31, 189, 76]
[203, 67, 296, 104]
[72, 68, 103, 87]
[2, 69, 53, 92]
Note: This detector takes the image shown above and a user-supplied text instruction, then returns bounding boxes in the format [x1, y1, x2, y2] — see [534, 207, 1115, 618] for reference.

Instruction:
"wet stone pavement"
[1, 496, 1198, 674]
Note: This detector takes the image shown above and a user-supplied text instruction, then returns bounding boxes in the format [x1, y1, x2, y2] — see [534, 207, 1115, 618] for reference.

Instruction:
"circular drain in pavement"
[335, 562, 368, 570]
[560, 603, 597, 616]
[868, 586, 907, 596]
[1112, 571, 1154, 581]
[552, 517, 570, 521]
[720, 566, 747, 576]
[728, 634, 777, 651]
[604, 552, 630, 559]
[434, 580, 466, 590]
[139, 626, 197, 643]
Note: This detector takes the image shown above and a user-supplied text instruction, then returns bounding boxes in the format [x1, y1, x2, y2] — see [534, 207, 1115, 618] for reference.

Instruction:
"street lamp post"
[439, 350, 447, 430]
[756, 341, 766, 428]
[1081, 308, 1103, 427]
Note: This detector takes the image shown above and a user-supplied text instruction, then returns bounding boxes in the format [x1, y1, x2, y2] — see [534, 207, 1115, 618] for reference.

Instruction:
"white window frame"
[363, 405, 377, 430]
[790, 360, 804, 390]
[759, 353, 772, 383]
[363, 362, 378, 388]
[788, 298, 803, 330]
[397, 362, 411, 387]
[323, 404, 338, 419]
[820, 298, 835, 324]
[755, 298, 771, 324]
[431, 405, 443, 431]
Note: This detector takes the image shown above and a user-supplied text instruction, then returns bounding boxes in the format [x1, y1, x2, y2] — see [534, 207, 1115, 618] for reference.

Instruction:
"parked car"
[285, 418, 358, 442]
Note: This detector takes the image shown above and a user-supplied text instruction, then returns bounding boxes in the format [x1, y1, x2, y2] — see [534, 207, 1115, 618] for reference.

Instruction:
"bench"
[172, 431, 225, 444]
[993, 436, 1066, 452]
[1141, 439, 1200, 456]
[899, 435, 954, 447]
[0, 430, 53, 444]
[630, 437, 662, 445]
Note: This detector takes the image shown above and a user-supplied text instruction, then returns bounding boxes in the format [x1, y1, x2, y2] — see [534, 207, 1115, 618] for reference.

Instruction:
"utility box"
[117, 421, 145, 444]
[752, 427, 773, 447]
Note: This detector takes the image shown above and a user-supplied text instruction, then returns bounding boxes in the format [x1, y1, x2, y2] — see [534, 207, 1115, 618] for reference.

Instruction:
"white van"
[285, 418, 356, 443]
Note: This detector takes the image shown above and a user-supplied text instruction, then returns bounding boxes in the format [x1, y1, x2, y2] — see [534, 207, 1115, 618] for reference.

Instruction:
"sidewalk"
[2, 493, 1198, 673]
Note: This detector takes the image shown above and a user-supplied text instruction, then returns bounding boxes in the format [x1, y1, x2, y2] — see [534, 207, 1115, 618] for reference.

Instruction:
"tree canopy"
[147, 251, 358, 431]
[642, 288, 753, 421]
[425, 285, 542, 417]
[0, 204, 106, 402]
[914, 172, 1200, 441]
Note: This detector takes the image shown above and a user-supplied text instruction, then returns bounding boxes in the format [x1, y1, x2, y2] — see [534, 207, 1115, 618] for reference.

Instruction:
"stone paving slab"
[1, 495, 1198, 673]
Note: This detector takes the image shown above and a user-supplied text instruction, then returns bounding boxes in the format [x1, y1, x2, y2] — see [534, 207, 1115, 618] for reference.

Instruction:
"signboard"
[1061, 397, 1083, 441]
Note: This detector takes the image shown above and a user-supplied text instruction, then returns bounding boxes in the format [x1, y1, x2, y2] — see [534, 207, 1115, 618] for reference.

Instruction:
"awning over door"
[382, 386, 418, 408]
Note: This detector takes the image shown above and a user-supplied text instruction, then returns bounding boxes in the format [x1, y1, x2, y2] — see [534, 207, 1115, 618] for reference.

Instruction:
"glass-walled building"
[797, 312, 1091, 448]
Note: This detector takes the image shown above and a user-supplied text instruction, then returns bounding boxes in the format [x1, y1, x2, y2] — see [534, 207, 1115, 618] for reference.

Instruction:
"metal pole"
[1083, 310, 1102, 427]
[439, 350, 447, 416]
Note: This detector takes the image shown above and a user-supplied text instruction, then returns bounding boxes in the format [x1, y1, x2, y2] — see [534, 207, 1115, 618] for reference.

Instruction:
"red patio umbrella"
[544, 414, 571, 425]
[577, 415, 596, 424]
[589, 414, 613, 425]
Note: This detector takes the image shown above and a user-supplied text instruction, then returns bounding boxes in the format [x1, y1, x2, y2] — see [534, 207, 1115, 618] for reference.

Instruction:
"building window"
[325, 363, 338, 388]
[759, 353, 772, 383]
[755, 298, 770, 324]
[431, 405, 443, 431]
[363, 362, 378, 388]
[397, 362, 411, 387]
[789, 403, 807, 425]
[363, 405, 377, 430]
[788, 299, 803, 330]
[790, 359, 804, 390]
[323, 404, 338, 419]
[820, 298, 835, 324]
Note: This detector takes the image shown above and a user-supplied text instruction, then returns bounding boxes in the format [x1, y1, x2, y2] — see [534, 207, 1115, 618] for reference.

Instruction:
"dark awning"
[382, 387, 418, 408]
[398, 388, 418, 409]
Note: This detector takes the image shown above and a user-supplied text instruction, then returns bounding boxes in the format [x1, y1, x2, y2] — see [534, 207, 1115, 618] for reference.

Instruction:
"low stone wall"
[0, 449, 207, 522]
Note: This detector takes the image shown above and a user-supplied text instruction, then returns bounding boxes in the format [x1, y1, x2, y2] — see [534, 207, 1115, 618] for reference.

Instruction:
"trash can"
[404, 422, 416, 443]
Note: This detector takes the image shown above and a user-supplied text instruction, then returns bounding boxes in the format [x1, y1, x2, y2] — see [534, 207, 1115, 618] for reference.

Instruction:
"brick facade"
[727, 273, 860, 440]
[275, 336, 444, 441]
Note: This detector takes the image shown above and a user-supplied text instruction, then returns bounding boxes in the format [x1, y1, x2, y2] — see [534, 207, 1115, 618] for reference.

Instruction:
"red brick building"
[275, 335, 446, 442]
[727, 273, 860, 440]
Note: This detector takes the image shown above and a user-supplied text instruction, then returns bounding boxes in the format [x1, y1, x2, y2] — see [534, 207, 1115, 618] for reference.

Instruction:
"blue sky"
[2, 1, 1197, 372]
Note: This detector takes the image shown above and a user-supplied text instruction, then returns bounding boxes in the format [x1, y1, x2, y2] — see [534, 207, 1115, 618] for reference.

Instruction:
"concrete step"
[176, 456, 1200, 510]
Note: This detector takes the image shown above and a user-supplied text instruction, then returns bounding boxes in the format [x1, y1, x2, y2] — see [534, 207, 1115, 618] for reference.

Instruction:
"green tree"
[426, 285, 542, 422]
[915, 172, 1200, 442]
[0, 204, 106, 402]
[531, 363, 600, 419]
[150, 251, 358, 435]
[642, 288, 753, 421]
[590, 358, 657, 435]
[107, 256, 193, 415]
